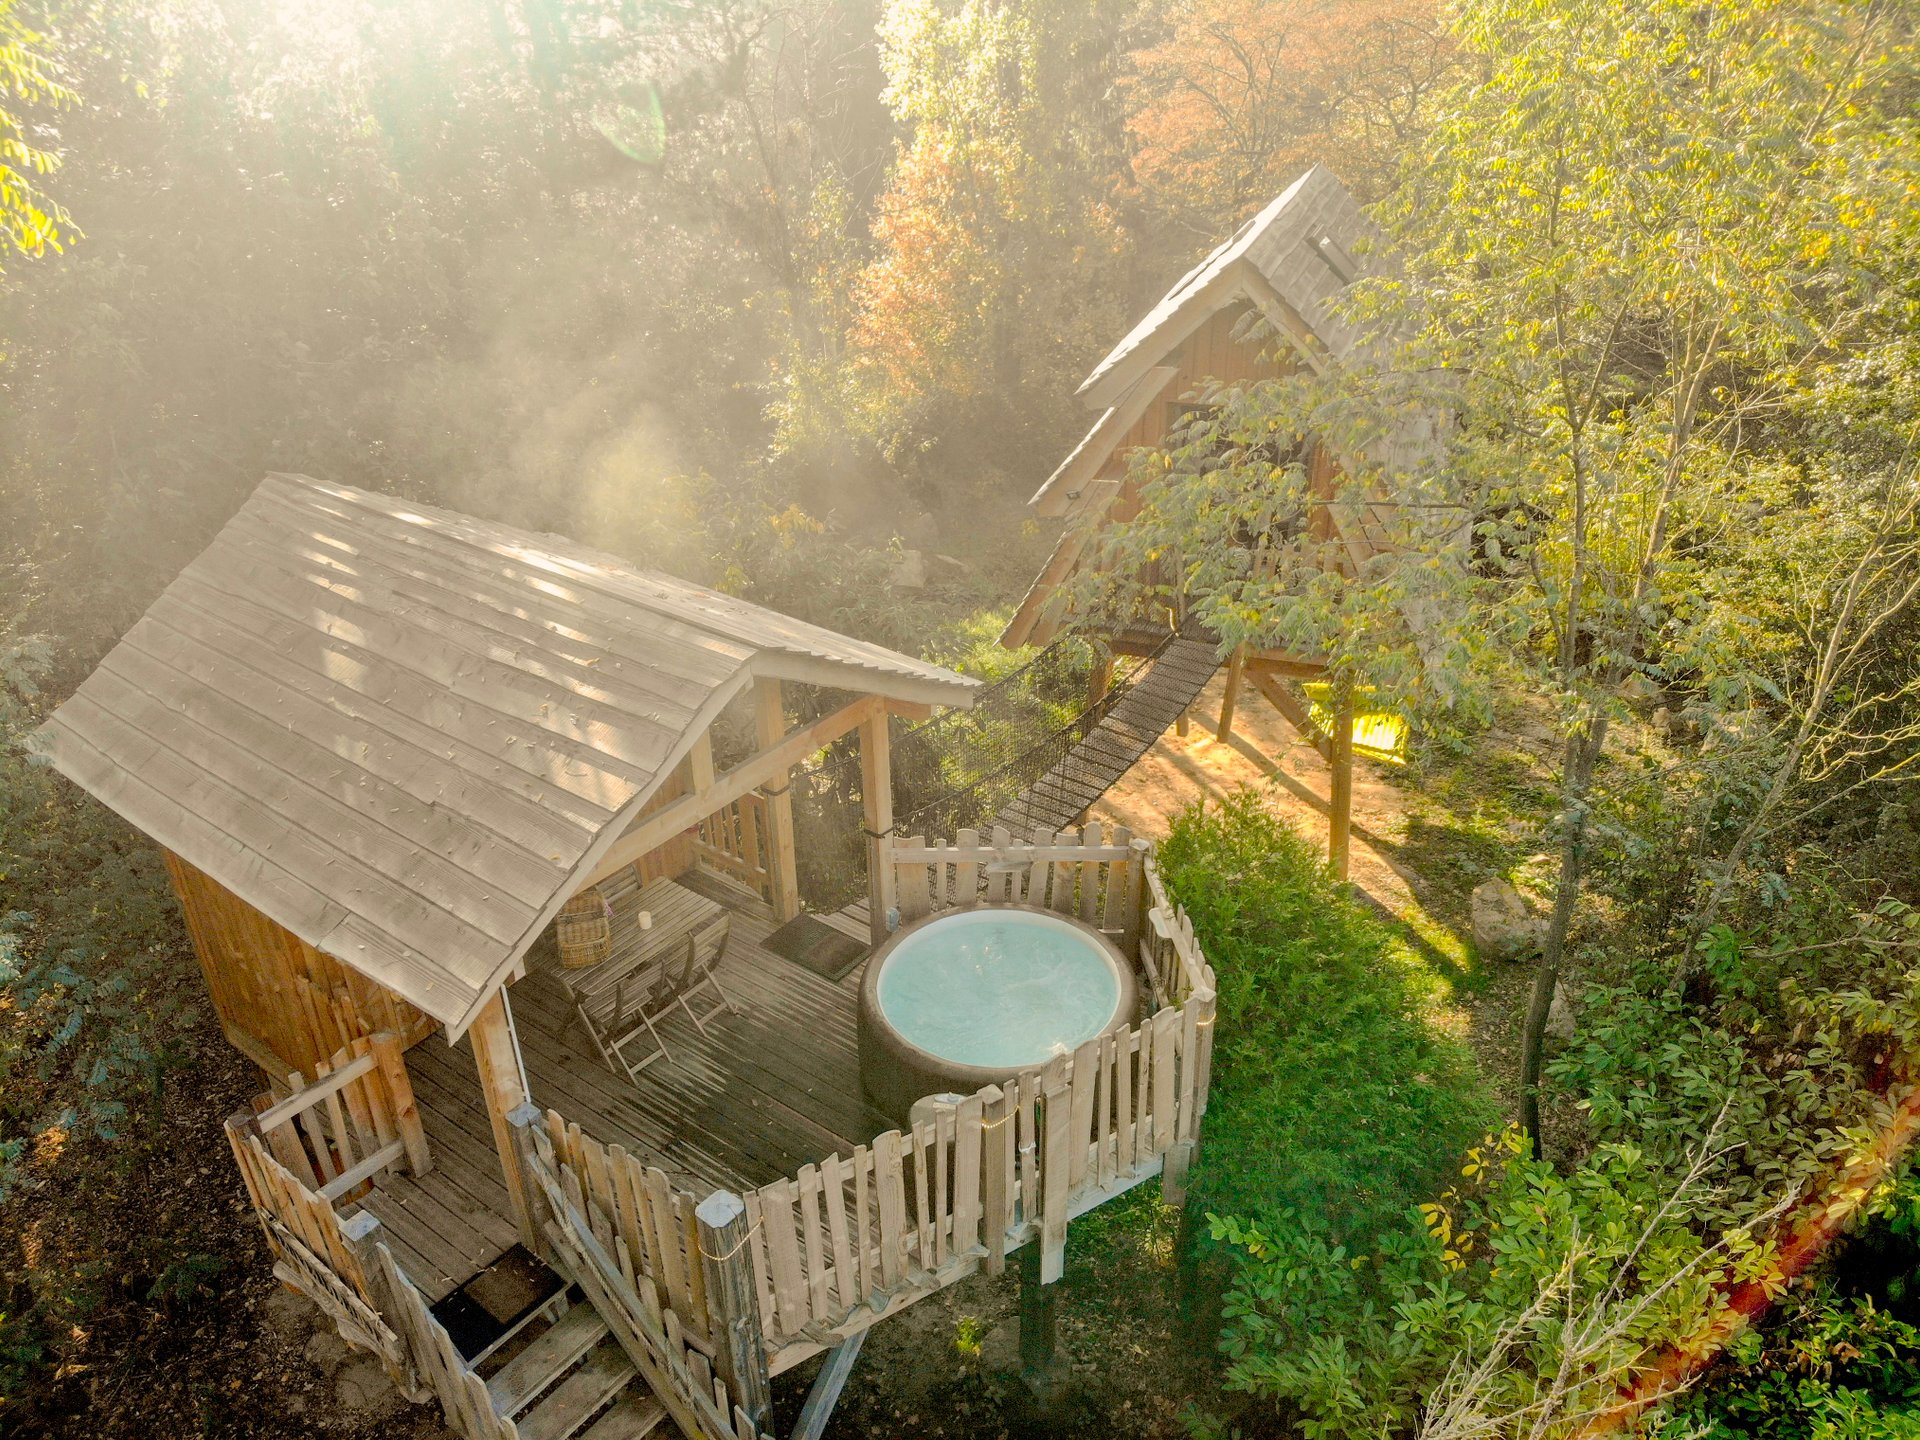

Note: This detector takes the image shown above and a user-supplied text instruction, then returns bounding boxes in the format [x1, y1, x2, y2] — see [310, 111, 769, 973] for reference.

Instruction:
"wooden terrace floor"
[356, 873, 889, 1301]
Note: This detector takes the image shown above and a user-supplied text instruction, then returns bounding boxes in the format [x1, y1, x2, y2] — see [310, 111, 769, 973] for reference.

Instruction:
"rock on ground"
[1472, 878, 1542, 962]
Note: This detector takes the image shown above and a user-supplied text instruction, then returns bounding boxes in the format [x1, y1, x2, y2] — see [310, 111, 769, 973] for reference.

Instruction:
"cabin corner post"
[695, 1189, 773, 1429]
[468, 988, 539, 1252]
[860, 706, 896, 948]
[505, 1101, 560, 1267]
[753, 677, 803, 922]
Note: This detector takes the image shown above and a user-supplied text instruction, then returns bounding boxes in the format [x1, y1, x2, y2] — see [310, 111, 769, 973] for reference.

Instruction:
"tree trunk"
[1519, 716, 1608, 1151]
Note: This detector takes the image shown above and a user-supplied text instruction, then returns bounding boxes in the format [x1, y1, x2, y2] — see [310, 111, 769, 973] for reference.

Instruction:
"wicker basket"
[557, 887, 613, 969]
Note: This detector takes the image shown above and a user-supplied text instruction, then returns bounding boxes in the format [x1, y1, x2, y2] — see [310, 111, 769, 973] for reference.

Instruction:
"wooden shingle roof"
[30, 474, 977, 1035]
[1076, 164, 1378, 412]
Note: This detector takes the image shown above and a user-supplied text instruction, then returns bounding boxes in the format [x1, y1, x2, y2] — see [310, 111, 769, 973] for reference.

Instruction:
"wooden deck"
[356, 871, 888, 1301]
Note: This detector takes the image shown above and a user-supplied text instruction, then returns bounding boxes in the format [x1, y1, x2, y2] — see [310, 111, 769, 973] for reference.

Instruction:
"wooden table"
[555, 871, 726, 1013]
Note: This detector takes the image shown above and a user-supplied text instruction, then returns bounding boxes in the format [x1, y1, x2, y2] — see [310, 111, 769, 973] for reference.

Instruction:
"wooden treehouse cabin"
[1002, 165, 1430, 877]
[32, 473, 1219, 1440]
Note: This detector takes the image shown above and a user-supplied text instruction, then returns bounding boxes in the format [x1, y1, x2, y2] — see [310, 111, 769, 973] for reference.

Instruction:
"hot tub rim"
[858, 902, 1138, 1097]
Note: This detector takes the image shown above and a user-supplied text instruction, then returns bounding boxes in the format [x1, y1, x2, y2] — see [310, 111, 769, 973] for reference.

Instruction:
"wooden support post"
[1017, 1243, 1064, 1399]
[504, 1101, 558, 1267]
[1085, 650, 1114, 711]
[695, 1190, 773, 1431]
[1329, 681, 1355, 881]
[754, 677, 802, 922]
[368, 1030, 430, 1176]
[468, 990, 537, 1251]
[791, 1330, 867, 1440]
[861, 709, 895, 948]
[1217, 646, 1246, 742]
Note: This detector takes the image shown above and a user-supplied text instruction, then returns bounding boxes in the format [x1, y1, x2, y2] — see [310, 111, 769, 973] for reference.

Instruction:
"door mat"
[430, 1243, 567, 1363]
[764, 913, 869, 982]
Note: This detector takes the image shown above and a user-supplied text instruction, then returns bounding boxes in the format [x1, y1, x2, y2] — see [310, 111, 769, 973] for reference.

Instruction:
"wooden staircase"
[482, 1301, 665, 1440]
[990, 636, 1220, 836]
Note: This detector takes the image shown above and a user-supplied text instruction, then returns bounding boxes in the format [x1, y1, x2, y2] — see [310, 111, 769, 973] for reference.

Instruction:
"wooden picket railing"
[215, 829, 1215, 1440]
[248, 1031, 430, 1202]
[694, 792, 774, 908]
[888, 822, 1147, 955]
[509, 1106, 771, 1440]
[224, 1115, 411, 1375]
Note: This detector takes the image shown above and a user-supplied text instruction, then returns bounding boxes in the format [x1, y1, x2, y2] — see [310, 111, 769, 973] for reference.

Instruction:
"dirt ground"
[1091, 667, 1536, 1114]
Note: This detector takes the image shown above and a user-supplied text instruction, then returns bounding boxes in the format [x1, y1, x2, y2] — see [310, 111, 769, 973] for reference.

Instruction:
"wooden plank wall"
[165, 850, 436, 1078]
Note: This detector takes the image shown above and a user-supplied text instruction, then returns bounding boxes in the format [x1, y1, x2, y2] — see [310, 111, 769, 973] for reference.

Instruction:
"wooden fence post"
[981, 1084, 1013, 1277]
[1329, 680, 1354, 881]
[1217, 645, 1246, 742]
[505, 1102, 558, 1266]
[696, 1189, 773, 1431]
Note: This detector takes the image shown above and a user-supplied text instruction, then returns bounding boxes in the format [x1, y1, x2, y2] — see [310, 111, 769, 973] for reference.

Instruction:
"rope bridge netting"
[788, 633, 1167, 910]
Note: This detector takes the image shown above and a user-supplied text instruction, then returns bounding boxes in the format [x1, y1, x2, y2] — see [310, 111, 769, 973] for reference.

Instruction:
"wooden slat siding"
[799, 1166, 832, 1323]
[166, 851, 436, 1079]
[909, 1121, 934, 1270]
[1067, 1038, 1100, 1189]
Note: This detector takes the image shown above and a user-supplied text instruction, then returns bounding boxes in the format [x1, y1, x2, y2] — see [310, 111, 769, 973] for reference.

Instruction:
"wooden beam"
[755, 677, 802, 922]
[1329, 683, 1354, 881]
[1246, 650, 1331, 680]
[688, 729, 716, 793]
[582, 695, 882, 892]
[1217, 646, 1246, 742]
[861, 709, 895, 948]
[791, 1330, 866, 1440]
[469, 990, 536, 1250]
[1250, 672, 1332, 763]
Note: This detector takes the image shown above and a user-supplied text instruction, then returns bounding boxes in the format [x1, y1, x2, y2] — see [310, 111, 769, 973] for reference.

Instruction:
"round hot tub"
[858, 905, 1138, 1122]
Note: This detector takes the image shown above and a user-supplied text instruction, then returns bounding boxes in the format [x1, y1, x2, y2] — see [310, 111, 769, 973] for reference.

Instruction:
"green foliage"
[1661, 1173, 1920, 1440]
[1204, 1132, 1778, 1439]
[1159, 789, 1494, 1246]
[1553, 853, 1920, 1222]
[0, 632, 196, 1201]
[0, 0, 73, 270]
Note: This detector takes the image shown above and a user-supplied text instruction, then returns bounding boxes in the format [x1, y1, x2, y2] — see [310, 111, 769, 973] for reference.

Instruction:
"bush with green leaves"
[1204, 1127, 1783, 1440]
[1159, 789, 1494, 1255]
[1657, 1169, 1920, 1440]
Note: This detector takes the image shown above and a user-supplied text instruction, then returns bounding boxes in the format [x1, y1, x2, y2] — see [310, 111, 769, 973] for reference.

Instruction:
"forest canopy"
[4, 0, 1920, 1437]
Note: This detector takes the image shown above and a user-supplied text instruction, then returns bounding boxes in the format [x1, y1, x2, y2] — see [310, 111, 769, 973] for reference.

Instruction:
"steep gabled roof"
[1076, 164, 1377, 412]
[30, 474, 977, 1036]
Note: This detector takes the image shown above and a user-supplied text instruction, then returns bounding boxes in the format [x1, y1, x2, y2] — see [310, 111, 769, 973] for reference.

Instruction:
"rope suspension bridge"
[792, 631, 1223, 905]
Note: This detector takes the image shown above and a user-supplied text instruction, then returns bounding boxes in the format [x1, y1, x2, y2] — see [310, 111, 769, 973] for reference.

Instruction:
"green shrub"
[1159, 789, 1494, 1253]
[1658, 1170, 1920, 1440]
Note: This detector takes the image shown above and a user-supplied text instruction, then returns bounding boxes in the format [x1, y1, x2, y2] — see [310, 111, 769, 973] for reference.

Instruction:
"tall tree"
[1079, 0, 1920, 1147]
[0, 0, 73, 269]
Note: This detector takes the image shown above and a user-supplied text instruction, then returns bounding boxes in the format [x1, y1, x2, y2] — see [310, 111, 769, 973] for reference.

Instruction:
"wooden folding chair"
[667, 913, 734, 1036]
[559, 947, 678, 1082]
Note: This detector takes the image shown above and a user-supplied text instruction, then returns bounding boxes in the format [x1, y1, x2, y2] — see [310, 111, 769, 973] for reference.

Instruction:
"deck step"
[518, 1341, 637, 1440]
[580, 1392, 667, 1440]
[487, 1303, 611, 1416]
